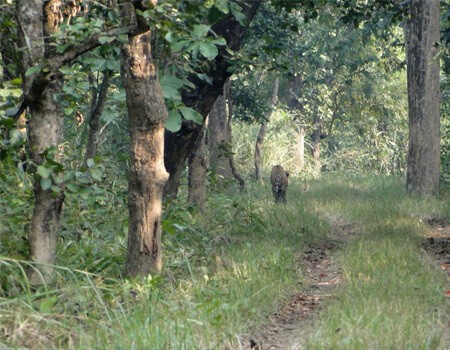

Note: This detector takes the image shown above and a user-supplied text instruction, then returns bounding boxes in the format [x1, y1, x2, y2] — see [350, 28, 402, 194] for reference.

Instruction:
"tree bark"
[405, 0, 441, 195]
[121, 1, 169, 276]
[209, 93, 233, 181]
[296, 125, 305, 172]
[225, 80, 245, 190]
[83, 71, 111, 166]
[188, 125, 207, 207]
[17, 0, 66, 284]
[311, 114, 322, 177]
[163, 0, 262, 198]
[255, 77, 279, 182]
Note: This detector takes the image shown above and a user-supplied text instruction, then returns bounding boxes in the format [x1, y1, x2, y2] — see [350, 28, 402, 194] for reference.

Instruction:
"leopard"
[270, 165, 289, 204]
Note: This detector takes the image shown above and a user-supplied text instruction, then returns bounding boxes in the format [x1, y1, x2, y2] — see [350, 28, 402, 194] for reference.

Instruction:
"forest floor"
[243, 216, 450, 350]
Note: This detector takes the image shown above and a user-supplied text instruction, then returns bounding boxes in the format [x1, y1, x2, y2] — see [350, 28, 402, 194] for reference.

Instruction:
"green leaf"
[64, 170, 76, 181]
[212, 37, 226, 46]
[90, 168, 103, 181]
[86, 158, 95, 168]
[214, 0, 229, 14]
[0, 117, 15, 129]
[37, 165, 52, 179]
[161, 85, 181, 100]
[76, 175, 91, 184]
[66, 183, 79, 192]
[51, 185, 61, 193]
[56, 44, 70, 54]
[39, 297, 58, 313]
[166, 110, 182, 132]
[193, 24, 210, 39]
[25, 65, 42, 77]
[53, 173, 64, 184]
[99, 36, 115, 44]
[179, 106, 203, 124]
[40, 177, 52, 190]
[230, 2, 246, 26]
[199, 41, 218, 59]
[160, 75, 185, 100]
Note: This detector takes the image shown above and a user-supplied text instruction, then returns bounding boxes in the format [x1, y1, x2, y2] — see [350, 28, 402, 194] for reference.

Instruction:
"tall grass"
[0, 179, 329, 349]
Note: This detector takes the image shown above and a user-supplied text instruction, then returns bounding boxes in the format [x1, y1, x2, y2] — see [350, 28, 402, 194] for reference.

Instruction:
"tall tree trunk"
[209, 93, 232, 181]
[311, 114, 322, 177]
[296, 125, 305, 172]
[163, 0, 262, 198]
[27, 80, 65, 284]
[226, 82, 245, 190]
[188, 125, 207, 207]
[83, 71, 111, 166]
[17, 0, 66, 284]
[405, 0, 441, 195]
[121, 1, 169, 276]
[255, 77, 279, 182]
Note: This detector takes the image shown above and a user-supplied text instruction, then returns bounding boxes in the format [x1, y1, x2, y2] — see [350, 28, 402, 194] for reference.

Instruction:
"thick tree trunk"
[405, 0, 441, 195]
[209, 93, 232, 181]
[163, 1, 262, 198]
[121, 3, 169, 276]
[255, 77, 279, 182]
[17, 0, 66, 284]
[188, 126, 207, 207]
[27, 80, 65, 284]
[83, 71, 111, 165]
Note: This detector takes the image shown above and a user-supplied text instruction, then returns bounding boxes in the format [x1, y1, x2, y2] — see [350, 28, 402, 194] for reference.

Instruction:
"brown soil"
[242, 218, 357, 350]
[242, 217, 450, 350]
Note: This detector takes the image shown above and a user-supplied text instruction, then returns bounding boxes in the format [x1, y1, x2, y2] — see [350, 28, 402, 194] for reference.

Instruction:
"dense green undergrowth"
[0, 169, 327, 349]
[1, 172, 449, 349]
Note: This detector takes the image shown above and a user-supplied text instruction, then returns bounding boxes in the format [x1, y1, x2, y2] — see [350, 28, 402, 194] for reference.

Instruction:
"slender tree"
[209, 92, 233, 181]
[405, 0, 441, 195]
[83, 71, 112, 166]
[188, 125, 207, 207]
[255, 77, 279, 182]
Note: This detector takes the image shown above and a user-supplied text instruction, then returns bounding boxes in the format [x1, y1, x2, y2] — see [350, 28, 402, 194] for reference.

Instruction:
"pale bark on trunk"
[17, 0, 65, 284]
[83, 71, 111, 166]
[121, 1, 169, 276]
[188, 126, 207, 207]
[254, 121, 267, 182]
[405, 0, 441, 195]
[311, 114, 322, 177]
[255, 77, 279, 182]
[225, 80, 245, 190]
[209, 93, 232, 181]
[296, 125, 305, 172]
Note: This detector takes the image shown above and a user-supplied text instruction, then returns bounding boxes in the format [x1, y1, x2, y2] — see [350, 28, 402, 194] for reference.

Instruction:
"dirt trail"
[242, 217, 450, 350]
[242, 219, 359, 350]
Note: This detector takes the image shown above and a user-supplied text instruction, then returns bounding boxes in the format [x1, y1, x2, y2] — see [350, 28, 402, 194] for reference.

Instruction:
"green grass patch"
[305, 173, 449, 350]
[1, 173, 448, 349]
[0, 180, 328, 349]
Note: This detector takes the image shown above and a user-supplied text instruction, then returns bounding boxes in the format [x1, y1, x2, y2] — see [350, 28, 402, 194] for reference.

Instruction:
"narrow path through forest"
[242, 217, 450, 350]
